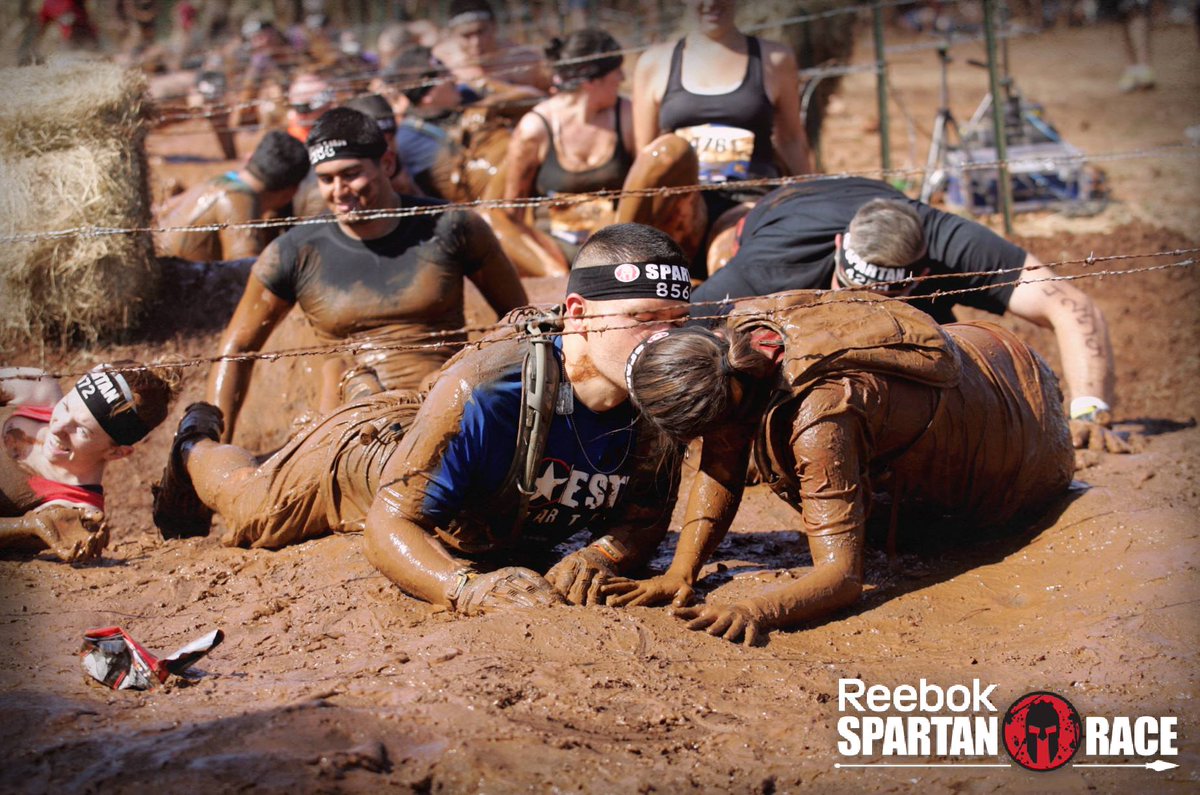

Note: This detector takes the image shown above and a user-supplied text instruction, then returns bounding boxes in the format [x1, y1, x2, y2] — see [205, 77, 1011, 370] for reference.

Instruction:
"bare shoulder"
[759, 37, 799, 68]
[635, 40, 675, 73]
[514, 104, 553, 140]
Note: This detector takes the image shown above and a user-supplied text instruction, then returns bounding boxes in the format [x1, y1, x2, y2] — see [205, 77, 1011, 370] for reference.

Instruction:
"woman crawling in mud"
[608, 290, 1075, 644]
[0, 364, 177, 562]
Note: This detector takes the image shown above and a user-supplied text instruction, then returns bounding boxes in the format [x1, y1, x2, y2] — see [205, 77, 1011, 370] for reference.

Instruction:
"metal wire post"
[873, 4, 892, 173]
[983, 0, 1013, 233]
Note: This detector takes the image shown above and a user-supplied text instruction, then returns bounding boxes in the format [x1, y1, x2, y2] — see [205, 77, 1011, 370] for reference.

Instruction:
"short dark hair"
[344, 94, 397, 133]
[448, 0, 496, 25]
[246, 130, 310, 190]
[387, 46, 448, 106]
[546, 29, 622, 89]
[306, 107, 387, 161]
[573, 223, 689, 272]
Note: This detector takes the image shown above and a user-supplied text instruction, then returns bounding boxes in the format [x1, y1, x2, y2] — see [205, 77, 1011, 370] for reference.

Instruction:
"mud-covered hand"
[602, 572, 695, 608]
[671, 602, 765, 646]
[0, 383, 12, 406]
[1068, 402, 1139, 454]
[30, 505, 109, 563]
[544, 546, 619, 605]
[452, 567, 565, 615]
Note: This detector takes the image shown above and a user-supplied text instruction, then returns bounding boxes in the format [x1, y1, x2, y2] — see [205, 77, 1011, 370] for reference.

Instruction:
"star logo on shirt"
[531, 459, 569, 504]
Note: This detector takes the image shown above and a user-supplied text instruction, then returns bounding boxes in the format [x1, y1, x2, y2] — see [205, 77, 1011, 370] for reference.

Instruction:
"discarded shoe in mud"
[152, 402, 223, 539]
[80, 626, 224, 690]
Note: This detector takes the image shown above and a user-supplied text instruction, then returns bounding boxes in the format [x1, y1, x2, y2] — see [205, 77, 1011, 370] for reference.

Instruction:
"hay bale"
[0, 56, 155, 156]
[0, 57, 157, 345]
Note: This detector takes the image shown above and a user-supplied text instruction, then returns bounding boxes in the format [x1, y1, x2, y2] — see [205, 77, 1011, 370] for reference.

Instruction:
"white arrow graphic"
[1074, 760, 1179, 772]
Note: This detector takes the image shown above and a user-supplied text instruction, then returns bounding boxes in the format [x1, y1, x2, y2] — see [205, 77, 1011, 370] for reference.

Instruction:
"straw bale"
[0, 56, 155, 157]
[0, 143, 158, 345]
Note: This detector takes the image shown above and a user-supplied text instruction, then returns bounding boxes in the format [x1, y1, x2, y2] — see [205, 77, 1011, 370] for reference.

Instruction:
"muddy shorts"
[220, 392, 422, 550]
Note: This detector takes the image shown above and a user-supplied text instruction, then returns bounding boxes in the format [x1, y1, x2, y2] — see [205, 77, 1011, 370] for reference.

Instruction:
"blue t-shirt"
[420, 339, 639, 544]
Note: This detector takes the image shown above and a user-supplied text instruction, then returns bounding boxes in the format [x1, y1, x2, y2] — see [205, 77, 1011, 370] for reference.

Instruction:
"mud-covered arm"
[604, 423, 753, 607]
[363, 373, 559, 611]
[205, 241, 294, 443]
[1006, 252, 1115, 409]
[0, 505, 108, 563]
[729, 412, 867, 632]
[457, 211, 529, 315]
[673, 403, 869, 644]
[216, 192, 265, 261]
[765, 42, 813, 176]
[363, 479, 477, 608]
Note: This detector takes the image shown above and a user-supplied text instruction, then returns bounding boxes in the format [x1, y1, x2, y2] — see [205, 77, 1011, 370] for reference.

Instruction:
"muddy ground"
[2, 16, 1199, 795]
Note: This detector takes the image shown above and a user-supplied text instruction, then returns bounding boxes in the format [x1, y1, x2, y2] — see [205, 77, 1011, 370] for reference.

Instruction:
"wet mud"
[1, 21, 1198, 794]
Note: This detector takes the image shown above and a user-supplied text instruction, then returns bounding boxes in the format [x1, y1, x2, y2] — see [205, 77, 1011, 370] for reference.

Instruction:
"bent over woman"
[611, 291, 1073, 644]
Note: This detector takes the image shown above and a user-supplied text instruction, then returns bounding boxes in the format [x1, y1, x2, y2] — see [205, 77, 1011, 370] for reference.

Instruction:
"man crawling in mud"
[154, 223, 691, 613]
[611, 290, 1076, 644]
[207, 107, 527, 443]
[1, 364, 177, 562]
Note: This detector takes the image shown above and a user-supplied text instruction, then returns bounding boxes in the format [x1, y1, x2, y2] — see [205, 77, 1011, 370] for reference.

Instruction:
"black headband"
[74, 371, 150, 446]
[567, 262, 691, 302]
[307, 137, 387, 166]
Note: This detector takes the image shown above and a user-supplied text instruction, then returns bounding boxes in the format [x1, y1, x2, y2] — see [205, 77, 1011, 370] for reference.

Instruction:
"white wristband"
[1069, 396, 1110, 420]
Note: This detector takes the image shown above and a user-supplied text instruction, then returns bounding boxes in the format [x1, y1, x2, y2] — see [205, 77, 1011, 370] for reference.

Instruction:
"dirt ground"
[2, 15, 1199, 795]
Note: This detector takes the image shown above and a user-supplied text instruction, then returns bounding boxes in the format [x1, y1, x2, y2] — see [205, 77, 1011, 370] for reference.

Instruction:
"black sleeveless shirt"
[658, 35, 777, 182]
[533, 102, 634, 196]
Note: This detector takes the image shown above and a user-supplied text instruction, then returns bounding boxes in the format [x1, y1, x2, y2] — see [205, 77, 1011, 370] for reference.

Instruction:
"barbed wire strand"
[6, 144, 1197, 245]
[12, 252, 1196, 381]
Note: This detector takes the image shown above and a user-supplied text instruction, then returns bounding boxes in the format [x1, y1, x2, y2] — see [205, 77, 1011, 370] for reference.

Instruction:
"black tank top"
[533, 102, 634, 196]
[658, 35, 777, 182]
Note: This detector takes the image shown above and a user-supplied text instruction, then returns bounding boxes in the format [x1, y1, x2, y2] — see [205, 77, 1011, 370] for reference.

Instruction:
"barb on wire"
[13, 252, 1196, 382]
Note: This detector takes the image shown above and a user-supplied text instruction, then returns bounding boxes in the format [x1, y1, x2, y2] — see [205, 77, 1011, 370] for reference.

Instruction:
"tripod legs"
[920, 109, 960, 203]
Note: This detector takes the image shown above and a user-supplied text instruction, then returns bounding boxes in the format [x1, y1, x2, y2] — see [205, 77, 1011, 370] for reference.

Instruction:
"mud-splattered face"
[43, 390, 117, 470]
[572, 296, 689, 391]
[315, 157, 388, 216]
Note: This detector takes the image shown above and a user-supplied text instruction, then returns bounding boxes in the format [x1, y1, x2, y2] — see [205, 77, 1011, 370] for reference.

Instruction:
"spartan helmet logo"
[1025, 701, 1060, 764]
[1003, 691, 1083, 772]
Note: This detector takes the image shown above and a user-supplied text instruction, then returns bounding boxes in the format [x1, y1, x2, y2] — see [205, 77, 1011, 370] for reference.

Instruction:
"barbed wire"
[11, 250, 1196, 382]
[5, 143, 1196, 245]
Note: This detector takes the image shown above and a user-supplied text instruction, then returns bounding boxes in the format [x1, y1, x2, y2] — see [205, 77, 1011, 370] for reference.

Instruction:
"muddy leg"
[616, 133, 708, 262]
[184, 439, 264, 520]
